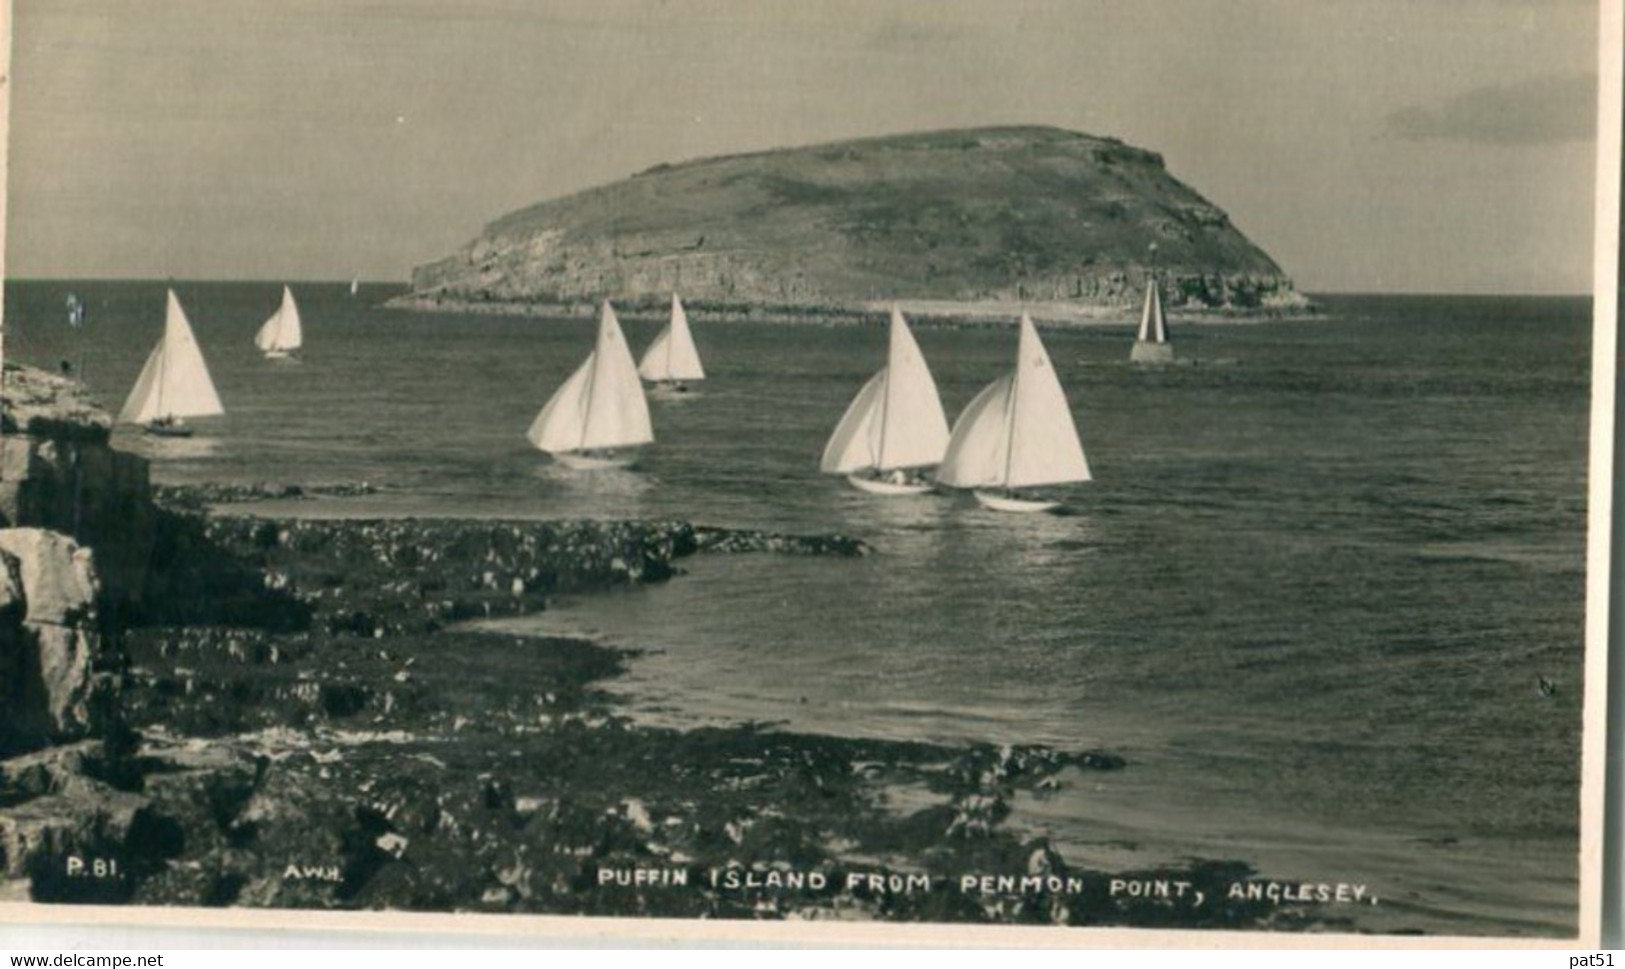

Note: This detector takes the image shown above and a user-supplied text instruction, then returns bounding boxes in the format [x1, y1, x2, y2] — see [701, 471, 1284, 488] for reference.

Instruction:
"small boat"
[254, 285, 304, 360]
[119, 289, 225, 437]
[527, 300, 653, 469]
[935, 313, 1091, 513]
[1130, 276, 1174, 364]
[637, 294, 705, 394]
[349, 278, 360, 297]
[820, 306, 950, 495]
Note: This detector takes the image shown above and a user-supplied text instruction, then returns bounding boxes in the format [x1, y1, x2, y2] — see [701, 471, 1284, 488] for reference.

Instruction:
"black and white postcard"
[0, 0, 1616, 947]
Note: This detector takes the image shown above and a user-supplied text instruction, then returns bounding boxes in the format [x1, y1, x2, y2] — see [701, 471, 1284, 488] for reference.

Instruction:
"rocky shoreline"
[384, 293, 1321, 329]
[0, 363, 1344, 931]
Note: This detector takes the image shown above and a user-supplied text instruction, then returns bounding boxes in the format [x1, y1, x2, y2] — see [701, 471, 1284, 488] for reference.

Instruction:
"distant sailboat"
[254, 285, 303, 359]
[527, 300, 653, 470]
[349, 278, 360, 297]
[119, 289, 225, 438]
[820, 306, 950, 496]
[637, 294, 704, 393]
[936, 313, 1091, 513]
[1130, 276, 1173, 364]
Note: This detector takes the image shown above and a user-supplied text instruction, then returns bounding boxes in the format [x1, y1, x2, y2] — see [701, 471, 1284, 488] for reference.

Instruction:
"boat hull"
[143, 421, 194, 439]
[262, 350, 299, 361]
[646, 381, 700, 400]
[552, 450, 640, 471]
[973, 490, 1061, 513]
[846, 473, 934, 496]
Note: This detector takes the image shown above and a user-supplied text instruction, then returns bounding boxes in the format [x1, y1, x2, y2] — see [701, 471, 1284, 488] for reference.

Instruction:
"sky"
[3, 0, 1603, 294]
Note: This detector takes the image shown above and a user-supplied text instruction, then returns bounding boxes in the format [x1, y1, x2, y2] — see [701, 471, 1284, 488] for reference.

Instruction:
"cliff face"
[0, 366, 148, 755]
[0, 365, 155, 607]
[407, 125, 1303, 314]
[0, 529, 109, 756]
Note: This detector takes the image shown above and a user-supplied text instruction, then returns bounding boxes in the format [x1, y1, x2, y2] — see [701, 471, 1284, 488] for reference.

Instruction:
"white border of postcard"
[0, 0, 1618, 949]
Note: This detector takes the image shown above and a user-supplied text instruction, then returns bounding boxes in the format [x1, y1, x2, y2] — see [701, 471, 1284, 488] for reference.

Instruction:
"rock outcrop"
[139, 513, 869, 638]
[404, 125, 1306, 316]
[0, 366, 147, 757]
[0, 529, 112, 756]
[0, 365, 156, 607]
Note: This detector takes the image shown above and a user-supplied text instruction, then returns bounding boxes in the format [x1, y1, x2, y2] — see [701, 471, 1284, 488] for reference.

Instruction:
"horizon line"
[0, 278, 1597, 301]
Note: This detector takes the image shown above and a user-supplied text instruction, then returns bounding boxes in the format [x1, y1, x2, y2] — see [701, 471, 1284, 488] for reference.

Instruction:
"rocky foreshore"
[0, 365, 1340, 931]
[1, 497, 1336, 930]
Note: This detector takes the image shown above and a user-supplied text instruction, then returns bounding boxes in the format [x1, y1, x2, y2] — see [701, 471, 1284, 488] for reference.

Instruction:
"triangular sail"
[820, 308, 950, 475]
[936, 314, 1090, 490]
[638, 294, 705, 382]
[527, 356, 594, 451]
[820, 370, 887, 473]
[934, 374, 1015, 488]
[874, 307, 949, 470]
[119, 290, 225, 423]
[528, 301, 653, 453]
[255, 286, 303, 352]
[1005, 314, 1091, 488]
[1136, 279, 1168, 344]
[580, 302, 654, 448]
[118, 344, 167, 425]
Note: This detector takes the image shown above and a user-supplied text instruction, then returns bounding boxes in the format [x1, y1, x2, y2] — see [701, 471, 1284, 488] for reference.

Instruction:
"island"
[395, 125, 1308, 323]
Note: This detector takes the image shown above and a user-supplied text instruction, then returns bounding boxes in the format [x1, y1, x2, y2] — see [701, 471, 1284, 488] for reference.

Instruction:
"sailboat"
[527, 300, 653, 470]
[637, 293, 704, 394]
[254, 285, 303, 359]
[119, 289, 225, 438]
[349, 278, 360, 297]
[1130, 276, 1173, 364]
[820, 306, 950, 496]
[935, 313, 1091, 513]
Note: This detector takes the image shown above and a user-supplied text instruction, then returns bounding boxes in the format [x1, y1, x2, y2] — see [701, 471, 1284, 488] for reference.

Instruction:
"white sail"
[526, 356, 594, 452]
[254, 286, 303, 353]
[119, 290, 225, 423]
[1136, 278, 1168, 344]
[638, 294, 705, 382]
[932, 374, 1015, 488]
[875, 307, 950, 469]
[1006, 314, 1090, 487]
[350, 279, 360, 296]
[936, 314, 1090, 489]
[820, 370, 887, 473]
[819, 307, 950, 474]
[527, 301, 653, 453]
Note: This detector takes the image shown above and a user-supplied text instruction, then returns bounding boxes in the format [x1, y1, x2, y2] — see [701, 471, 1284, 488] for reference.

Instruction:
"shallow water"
[3, 282, 1592, 935]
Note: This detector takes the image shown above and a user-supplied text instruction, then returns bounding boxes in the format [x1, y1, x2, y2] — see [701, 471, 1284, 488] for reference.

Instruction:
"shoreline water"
[0, 476, 1399, 933]
[484, 550, 1582, 939]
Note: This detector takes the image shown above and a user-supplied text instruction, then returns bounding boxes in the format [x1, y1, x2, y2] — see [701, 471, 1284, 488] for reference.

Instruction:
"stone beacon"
[1130, 276, 1176, 365]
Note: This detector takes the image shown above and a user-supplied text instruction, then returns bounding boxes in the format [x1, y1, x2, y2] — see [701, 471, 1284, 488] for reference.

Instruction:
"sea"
[1, 281, 1593, 936]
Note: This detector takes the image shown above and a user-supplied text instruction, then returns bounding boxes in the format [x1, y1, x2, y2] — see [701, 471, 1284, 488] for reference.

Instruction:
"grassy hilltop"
[405, 126, 1304, 317]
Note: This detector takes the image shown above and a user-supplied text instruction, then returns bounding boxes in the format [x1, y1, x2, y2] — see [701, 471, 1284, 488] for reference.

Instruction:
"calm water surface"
[3, 282, 1591, 935]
